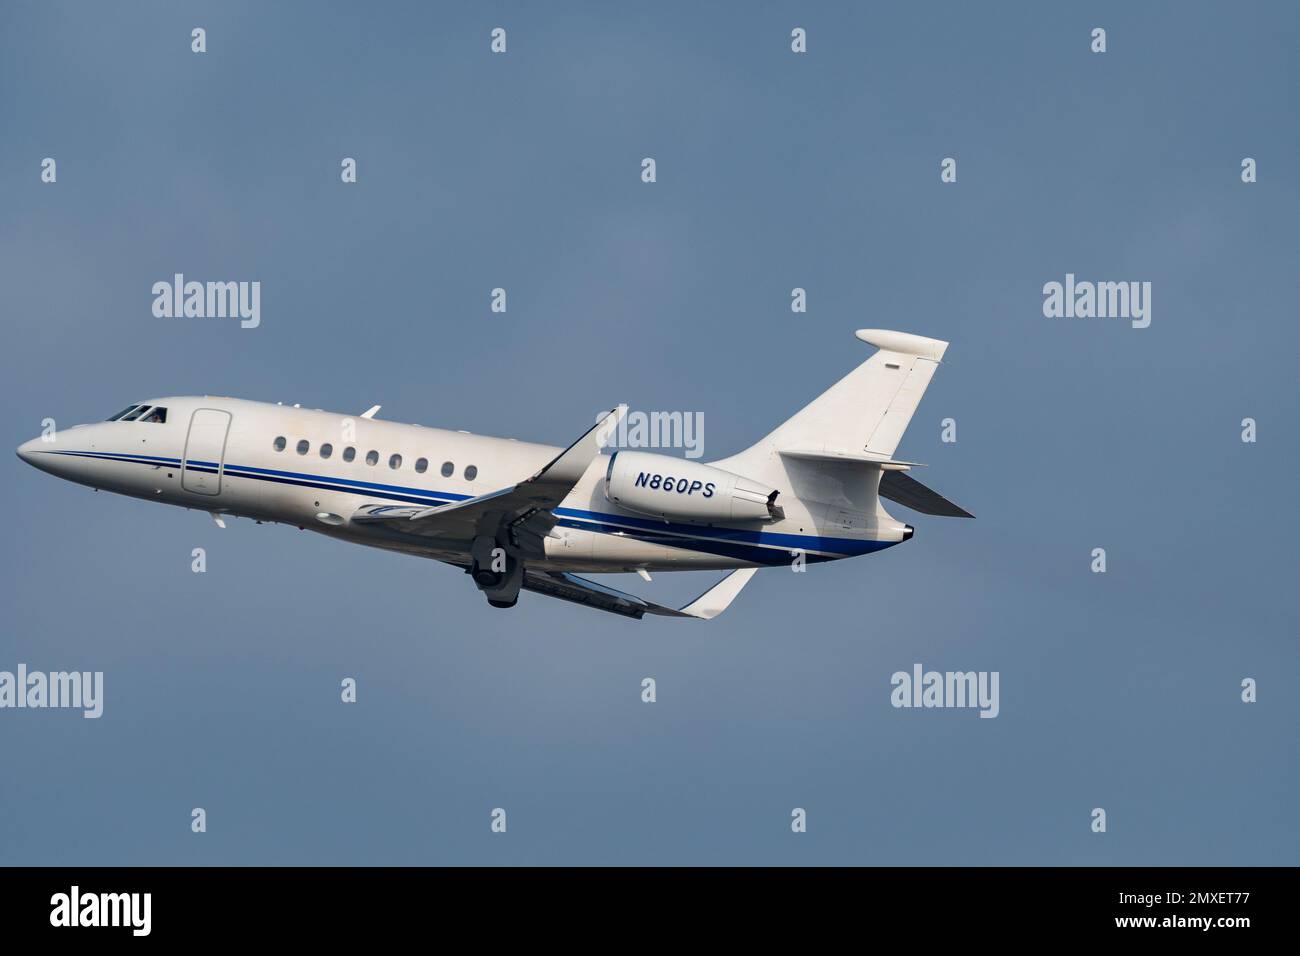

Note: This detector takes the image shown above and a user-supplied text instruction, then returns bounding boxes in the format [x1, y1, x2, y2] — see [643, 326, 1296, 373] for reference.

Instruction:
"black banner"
[0, 867, 1284, 941]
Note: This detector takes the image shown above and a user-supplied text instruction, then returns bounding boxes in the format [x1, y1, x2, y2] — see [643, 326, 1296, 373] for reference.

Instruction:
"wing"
[522, 568, 758, 620]
[351, 405, 627, 554]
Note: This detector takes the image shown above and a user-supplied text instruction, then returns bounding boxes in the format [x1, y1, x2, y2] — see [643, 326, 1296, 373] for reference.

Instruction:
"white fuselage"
[17, 396, 905, 573]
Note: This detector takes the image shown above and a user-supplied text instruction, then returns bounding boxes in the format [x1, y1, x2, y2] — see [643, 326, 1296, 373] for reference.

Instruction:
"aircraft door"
[182, 408, 232, 495]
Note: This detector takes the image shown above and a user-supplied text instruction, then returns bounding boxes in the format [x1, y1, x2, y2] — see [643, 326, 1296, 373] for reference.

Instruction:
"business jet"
[16, 329, 971, 620]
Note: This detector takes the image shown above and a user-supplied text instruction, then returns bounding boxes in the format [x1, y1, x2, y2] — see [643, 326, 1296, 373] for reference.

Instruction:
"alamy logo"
[599, 409, 705, 459]
[1042, 273, 1151, 328]
[50, 886, 151, 936]
[0, 664, 103, 718]
[152, 273, 261, 328]
[890, 663, 999, 718]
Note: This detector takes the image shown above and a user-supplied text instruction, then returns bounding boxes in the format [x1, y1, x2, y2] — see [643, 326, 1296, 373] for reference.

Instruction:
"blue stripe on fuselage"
[43, 449, 892, 561]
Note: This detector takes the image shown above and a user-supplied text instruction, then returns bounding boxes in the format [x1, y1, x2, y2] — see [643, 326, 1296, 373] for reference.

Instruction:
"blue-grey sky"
[2, 1, 1296, 865]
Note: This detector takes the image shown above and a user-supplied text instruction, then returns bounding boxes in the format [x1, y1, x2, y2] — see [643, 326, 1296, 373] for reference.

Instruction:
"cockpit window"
[141, 407, 167, 423]
[107, 404, 141, 421]
[120, 405, 151, 422]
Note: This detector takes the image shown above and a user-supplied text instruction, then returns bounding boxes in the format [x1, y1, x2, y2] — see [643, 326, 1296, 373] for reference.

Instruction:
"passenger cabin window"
[107, 404, 140, 422]
[365, 450, 379, 466]
[415, 458, 428, 473]
[296, 440, 310, 455]
[320, 443, 333, 459]
[343, 447, 356, 462]
[441, 461, 454, 477]
[141, 407, 167, 423]
[120, 406, 151, 422]
[389, 454, 402, 470]
[464, 465, 478, 481]
[273, 436, 286, 451]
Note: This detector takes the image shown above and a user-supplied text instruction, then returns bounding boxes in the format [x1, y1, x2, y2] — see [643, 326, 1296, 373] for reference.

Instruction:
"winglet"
[360, 405, 381, 419]
[649, 568, 759, 620]
[531, 404, 628, 485]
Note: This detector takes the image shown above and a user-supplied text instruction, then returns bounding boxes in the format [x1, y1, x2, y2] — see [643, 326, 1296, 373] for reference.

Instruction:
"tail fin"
[715, 329, 947, 485]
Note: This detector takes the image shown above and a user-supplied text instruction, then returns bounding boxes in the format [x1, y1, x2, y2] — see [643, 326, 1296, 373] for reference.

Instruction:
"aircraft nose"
[16, 437, 41, 465]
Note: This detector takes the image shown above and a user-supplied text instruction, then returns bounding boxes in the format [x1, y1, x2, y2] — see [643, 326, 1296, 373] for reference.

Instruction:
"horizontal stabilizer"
[779, 446, 924, 469]
[714, 328, 950, 484]
[879, 471, 974, 518]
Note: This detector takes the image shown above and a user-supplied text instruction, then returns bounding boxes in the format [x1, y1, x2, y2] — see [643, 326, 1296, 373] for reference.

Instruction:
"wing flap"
[522, 571, 651, 619]
[523, 568, 758, 620]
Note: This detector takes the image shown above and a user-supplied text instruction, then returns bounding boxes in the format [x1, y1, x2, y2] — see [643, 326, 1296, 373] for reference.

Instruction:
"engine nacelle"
[603, 451, 783, 524]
